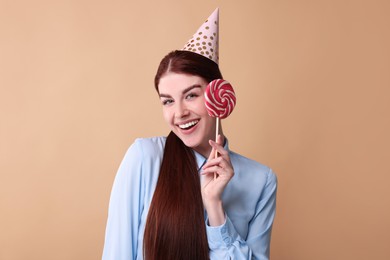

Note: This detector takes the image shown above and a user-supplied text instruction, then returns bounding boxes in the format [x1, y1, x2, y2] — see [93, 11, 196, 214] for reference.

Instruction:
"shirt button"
[223, 237, 230, 244]
[221, 226, 227, 233]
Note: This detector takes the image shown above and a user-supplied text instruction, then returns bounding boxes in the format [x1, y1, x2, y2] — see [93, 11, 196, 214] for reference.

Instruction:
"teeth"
[179, 120, 198, 129]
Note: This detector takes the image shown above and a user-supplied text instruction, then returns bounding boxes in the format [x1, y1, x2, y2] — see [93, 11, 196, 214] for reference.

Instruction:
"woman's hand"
[201, 134, 234, 226]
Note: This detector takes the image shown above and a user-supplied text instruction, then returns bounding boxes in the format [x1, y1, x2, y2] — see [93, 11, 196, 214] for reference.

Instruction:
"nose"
[175, 101, 190, 119]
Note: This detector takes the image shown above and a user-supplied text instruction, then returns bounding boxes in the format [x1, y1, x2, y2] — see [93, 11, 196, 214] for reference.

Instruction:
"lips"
[178, 120, 199, 130]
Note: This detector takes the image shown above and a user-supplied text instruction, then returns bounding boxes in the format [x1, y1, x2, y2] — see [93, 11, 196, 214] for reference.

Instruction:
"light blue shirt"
[102, 137, 277, 260]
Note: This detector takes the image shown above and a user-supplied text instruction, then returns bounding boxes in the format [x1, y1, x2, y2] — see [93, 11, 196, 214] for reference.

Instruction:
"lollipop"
[204, 79, 236, 178]
[205, 79, 236, 119]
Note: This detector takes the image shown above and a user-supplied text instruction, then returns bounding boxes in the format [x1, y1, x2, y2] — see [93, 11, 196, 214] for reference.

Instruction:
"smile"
[178, 120, 199, 129]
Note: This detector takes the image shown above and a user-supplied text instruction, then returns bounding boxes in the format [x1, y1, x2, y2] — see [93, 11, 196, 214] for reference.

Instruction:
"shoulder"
[229, 150, 277, 185]
[115, 136, 167, 186]
[125, 136, 166, 157]
[130, 136, 167, 154]
[119, 136, 167, 171]
[229, 151, 269, 172]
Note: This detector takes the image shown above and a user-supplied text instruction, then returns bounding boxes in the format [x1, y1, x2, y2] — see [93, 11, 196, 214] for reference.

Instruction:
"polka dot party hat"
[182, 8, 219, 64]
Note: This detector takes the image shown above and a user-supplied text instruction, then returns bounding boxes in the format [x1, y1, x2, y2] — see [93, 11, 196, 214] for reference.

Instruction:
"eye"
[162, 99, 174, 106]
[186, 93, 199, 100]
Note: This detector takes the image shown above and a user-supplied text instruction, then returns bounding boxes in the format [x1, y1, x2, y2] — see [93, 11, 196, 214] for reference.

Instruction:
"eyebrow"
[159, 84, 202, 98]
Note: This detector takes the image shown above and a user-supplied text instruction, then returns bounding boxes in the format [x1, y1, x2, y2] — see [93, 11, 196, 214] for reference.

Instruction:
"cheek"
[162, 108, 172, 124]
[194, 98, 208, 116]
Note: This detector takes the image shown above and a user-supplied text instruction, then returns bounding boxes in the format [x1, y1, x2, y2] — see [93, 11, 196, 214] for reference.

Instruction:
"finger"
[200, 170, 213, 182]
[201, 165, 222, 175]
[202, 164, 232, 177]
[213, 134, 223, 158]
[206, 148, 217, 164]
[209, 140, 228, 157]
[202, 156, 225, 169]
[217, 134, 223, 145]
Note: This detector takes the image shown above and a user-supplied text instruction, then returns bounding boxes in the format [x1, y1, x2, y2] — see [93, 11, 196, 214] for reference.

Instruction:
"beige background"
[1, 0, 389, 259]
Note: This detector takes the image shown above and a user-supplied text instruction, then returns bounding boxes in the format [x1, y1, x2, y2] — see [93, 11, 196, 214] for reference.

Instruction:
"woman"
[102, 50, 277, 260]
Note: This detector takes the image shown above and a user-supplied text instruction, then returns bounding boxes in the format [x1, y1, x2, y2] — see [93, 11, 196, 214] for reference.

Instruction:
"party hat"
[182, 8, 219, 64]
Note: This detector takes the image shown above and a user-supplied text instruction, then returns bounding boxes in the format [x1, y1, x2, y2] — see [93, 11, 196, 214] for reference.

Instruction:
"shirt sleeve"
[102, 140, 144, 260]
[206, 169, 278, 260]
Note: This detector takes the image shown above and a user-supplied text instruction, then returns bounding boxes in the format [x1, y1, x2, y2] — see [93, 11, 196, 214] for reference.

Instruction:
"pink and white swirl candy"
[204, 79, 236, 119]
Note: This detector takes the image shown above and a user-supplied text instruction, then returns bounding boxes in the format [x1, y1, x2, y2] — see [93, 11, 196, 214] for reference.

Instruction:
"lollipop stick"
[205, 79, 236, 181]
[214, 117, 220, 180]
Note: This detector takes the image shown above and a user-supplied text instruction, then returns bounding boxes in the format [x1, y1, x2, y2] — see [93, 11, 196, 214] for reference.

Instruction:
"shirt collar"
[193, 138, 230, 172]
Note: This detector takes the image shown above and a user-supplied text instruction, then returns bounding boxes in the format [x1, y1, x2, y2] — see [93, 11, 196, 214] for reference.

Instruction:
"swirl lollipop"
[204, 79, 236, 178]
[205, 79, 236, 119]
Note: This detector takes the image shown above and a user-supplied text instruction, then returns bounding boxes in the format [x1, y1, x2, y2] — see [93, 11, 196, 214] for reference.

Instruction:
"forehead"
[158, 73, 207, 93]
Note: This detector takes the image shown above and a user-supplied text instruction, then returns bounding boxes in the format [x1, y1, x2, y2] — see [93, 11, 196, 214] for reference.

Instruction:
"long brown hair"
[143, 51, 222, 259]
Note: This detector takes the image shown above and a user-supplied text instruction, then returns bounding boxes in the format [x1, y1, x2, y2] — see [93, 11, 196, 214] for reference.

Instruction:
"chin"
[179, 136, 203, 150]
[171, 126, 209, 152]
[180, 138, 200, 148]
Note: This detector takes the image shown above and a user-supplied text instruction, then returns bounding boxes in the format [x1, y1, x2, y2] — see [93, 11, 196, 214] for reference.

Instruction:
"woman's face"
[158, 72, 216, 157]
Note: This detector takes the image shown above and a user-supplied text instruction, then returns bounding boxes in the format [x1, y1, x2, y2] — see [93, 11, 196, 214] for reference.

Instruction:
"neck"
[194, 132, 225, 158]
[193, 118, 224, 158]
